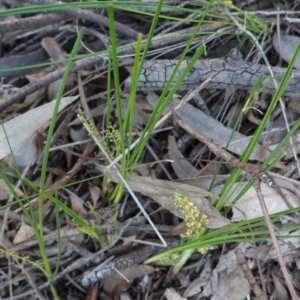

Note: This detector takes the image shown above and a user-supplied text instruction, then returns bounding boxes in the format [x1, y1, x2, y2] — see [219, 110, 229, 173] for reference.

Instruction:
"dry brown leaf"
[13, 222, 35, 244]
[177, 175, 229, 191]
[60, 225, 85, 246]
[41, 37, 65, 101]
[271, 271, 289, 300]
[0, 178, 24, 200]
[127, 176, 229, 228]
[183, 255, 212, 297]
[69, 127, 88, 142]
[213, 182, 300, 221]
[176, 102, 283, 165]
[269, 171, 300, 197]
[0, 96, 78, 160]
[89, 185, 101, 207]
[95, 162, 229, 229]
[244, 230, 300, 263]
[272, 32, 300, 70]
[164, 288, 187, 300]
[243, 242, 272, 261]
[64, 188, 87, 215]
[121, 94, 152, 126]
[287, 95, 300, 114]
[3, 73, 47, 113]
[103, 265, 155, 296]
[168, 135, 198, 179]
[210, 250, 250, 300]
[6, 135, 38, 170]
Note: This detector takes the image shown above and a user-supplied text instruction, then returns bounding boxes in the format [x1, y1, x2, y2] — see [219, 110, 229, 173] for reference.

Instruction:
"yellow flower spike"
[186, 222, 193, 228]
[198, 223, 204, 229]
[190, 221, 197, 228]
[192, 206, 198, 212]
[173, 190, 211, 247]
[197, 245, 213, 253]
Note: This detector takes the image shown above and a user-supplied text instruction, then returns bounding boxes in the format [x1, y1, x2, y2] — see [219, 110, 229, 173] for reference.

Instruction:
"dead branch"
[125, 50, 300, 96]
[0, 13, 70, 34]
[3, 50, 300, 113]
[13, 0, 139, 39]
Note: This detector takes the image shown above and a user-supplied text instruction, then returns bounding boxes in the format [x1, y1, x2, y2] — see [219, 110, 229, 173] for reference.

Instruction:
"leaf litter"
[0, 1, 300, 300]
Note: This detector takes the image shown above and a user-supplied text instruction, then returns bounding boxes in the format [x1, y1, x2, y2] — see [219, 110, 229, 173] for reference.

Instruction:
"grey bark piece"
[124, 54, 300, 96]
[81, 245, 156, 286]
[81, 238, 180, 286]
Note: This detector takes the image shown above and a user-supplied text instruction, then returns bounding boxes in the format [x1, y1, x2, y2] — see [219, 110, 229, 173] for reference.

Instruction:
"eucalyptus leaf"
[273, 32, 300, 70]
[95, 162, 230, 229]
[0, 96, 78, 160]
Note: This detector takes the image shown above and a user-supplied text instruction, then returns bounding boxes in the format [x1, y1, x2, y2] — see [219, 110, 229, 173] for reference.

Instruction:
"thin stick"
[175, 118, 260, 175]
[15, 0, 139, 39]
[235, 247, 268, 300]
[253, 177, 298, 300]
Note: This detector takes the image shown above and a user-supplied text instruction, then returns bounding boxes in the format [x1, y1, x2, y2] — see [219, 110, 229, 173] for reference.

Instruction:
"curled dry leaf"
[89, 185, 101, 207]
[63, 188, 87, 215]
[41, 37, 65, 101]
[95, 162, 230, 229]
[0, 96, 79, 160]
[127, 175, 224, 228]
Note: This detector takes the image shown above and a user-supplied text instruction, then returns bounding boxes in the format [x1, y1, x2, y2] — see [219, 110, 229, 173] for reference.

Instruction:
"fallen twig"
[253, 177, 298, 300]
[235, 247, 268, 300]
